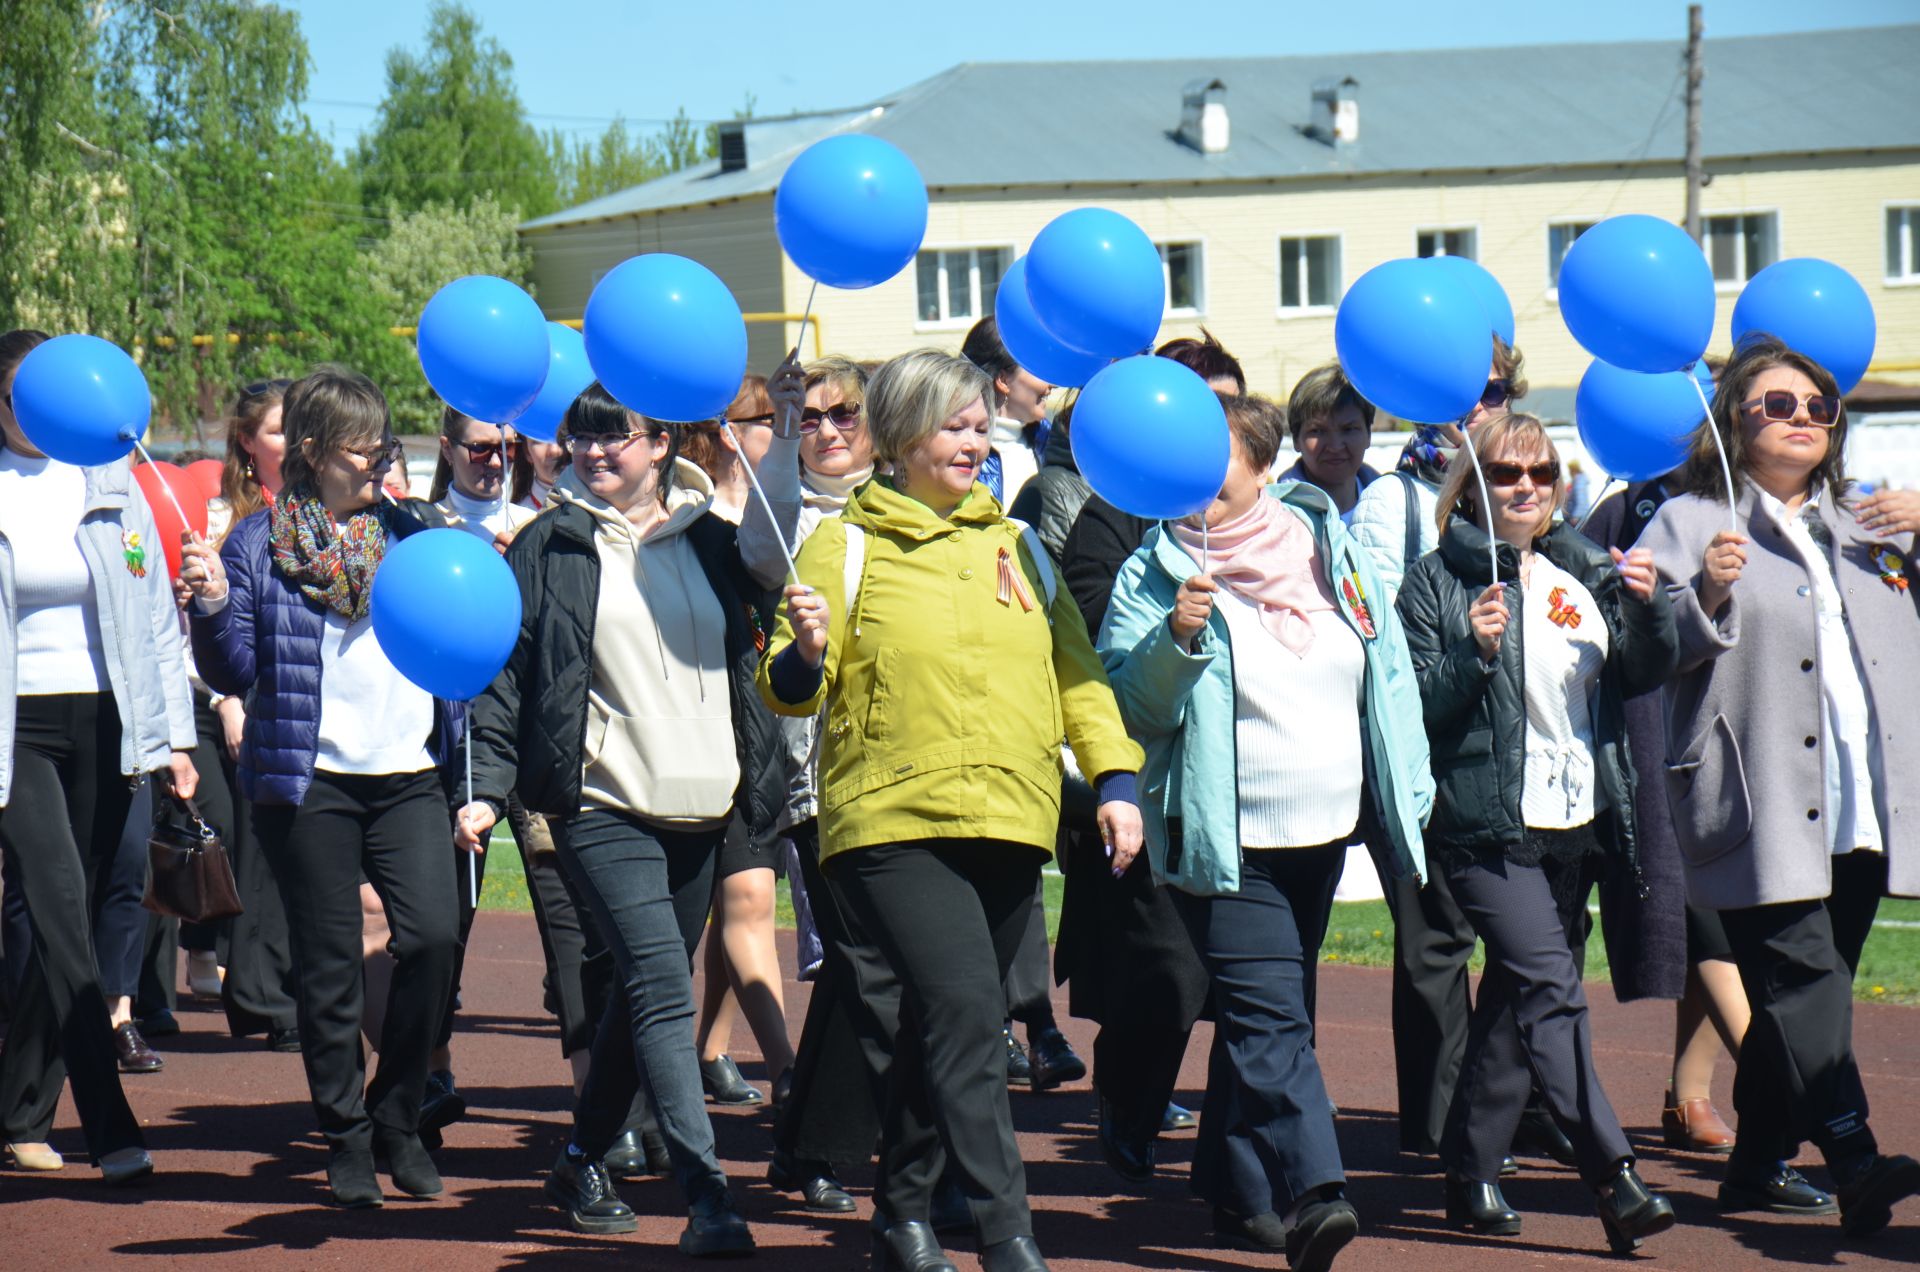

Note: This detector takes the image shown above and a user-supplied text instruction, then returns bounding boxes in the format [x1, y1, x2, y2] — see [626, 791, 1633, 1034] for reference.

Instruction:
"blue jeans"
[554, 807, 726, 1206]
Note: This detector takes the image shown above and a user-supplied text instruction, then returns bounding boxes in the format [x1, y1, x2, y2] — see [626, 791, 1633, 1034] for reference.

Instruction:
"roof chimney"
[1311, 77, 1359, 146]
[1177, 78, 1229, 154]
[717, 121, 747, 172]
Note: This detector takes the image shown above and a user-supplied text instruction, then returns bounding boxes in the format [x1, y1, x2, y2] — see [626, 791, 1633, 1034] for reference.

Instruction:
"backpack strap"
[1398, 471, 1420, 572]
[1006, 518, 1057, 616]
[841, 522, 867, 638]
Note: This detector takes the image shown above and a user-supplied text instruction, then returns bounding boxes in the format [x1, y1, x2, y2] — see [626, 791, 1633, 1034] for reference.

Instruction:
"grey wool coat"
[1637, 487, 1920, 909]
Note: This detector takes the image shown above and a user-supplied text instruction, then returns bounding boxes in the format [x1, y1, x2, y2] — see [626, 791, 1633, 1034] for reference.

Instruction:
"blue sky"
[286, 0, 1914, 153]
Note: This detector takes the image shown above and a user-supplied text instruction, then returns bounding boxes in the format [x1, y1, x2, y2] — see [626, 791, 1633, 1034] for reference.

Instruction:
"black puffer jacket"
[467, 501, 784, 849]
[1394, 518, 1677, 882]
[1008, 438, 1093, 565]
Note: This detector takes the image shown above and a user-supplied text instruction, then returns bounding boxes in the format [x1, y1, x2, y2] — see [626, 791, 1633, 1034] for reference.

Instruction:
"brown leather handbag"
[142, 794, 243, 923]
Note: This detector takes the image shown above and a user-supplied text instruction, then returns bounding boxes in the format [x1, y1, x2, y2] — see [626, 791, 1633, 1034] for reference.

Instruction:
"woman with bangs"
[1394, 413, 1679, 1253]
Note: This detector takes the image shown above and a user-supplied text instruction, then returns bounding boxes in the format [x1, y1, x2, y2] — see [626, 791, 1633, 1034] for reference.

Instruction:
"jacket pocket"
[1664, 713, 1752, 867]
[862, 647, 898, 745]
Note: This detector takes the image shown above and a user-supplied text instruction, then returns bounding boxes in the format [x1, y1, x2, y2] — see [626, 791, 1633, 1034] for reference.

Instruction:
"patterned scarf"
[1394, 424, 1457, 487]
[269, 484, 389, 622]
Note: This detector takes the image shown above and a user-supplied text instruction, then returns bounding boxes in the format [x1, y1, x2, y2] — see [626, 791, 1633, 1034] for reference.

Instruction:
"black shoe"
[1445, 1174, 1521, 1236]
[1162, 1102, 1196, 1133]
[1003, 1025, 1032, 1088]
[1597, 1163, 1675, 1255]
[1511, 1111, 1577, 1167]
[1718, 1162, 1838, 1215]
[1836, 1152, 1920, 1238]
[1026, 1026, 1085, 1093]
[1287, 1196, 1359, 1272]
[930, 1175, 971, 1234]
[265, 1025, 302, 1053]
[137, 1009, 180, 1038]
[603, 1129, 649, 1179]
[768, 1151, 856, 1213]
[372, 1127, 442, 1198]
[700, 1055, 763, 1105]
[327, 1147, 384, 1209]
[870, 1219, 957, 1271]
[544, 1149, 636, 1234]
[420, 1070, 466, 1134]
[680, 1188, 755, 1257]
[980, 1234, 1049, 1271]
[1214, 1207, 1289, 1251]
[1098, 1098, 1154, 1184]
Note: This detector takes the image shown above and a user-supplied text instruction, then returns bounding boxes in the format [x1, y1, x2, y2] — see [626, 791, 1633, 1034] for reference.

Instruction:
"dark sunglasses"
[453, 437, 520, 463]
[799, 403, 862, 434]
[1741, 390, 1842, 428]
[727, 412, 777, 428]
[1483, 460, 1560, 488]
[238, 378, 293, 403]
[1480, 379, 1512, 410]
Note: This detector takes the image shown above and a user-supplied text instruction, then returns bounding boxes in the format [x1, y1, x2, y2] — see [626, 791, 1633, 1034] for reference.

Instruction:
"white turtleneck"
[439, 484, 535, 542]
[0, 449, 110, 694]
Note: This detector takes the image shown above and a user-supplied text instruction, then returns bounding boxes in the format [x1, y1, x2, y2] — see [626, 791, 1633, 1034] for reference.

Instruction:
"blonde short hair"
[1434, 412, 1562, 536]
[804, 355, 867, 408]
[865, 349, 991, 464]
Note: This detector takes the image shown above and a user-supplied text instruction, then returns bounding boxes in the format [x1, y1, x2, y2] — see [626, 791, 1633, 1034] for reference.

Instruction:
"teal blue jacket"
[1097, 481, 1434, 898]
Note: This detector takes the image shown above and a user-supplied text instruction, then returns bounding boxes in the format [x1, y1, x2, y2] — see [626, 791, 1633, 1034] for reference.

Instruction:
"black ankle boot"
[1597, 1162, 1675, 1254]
[980, 1234, 1049, 1272]
[870, 1219, 957, 1272]
[372, 1127, 442, 1198]
[680, 1188, 755, 1258]
[1445, 1173, 1521, 1235]
[327, 1147, 384, 1209]
[1287, 1194, 1360, 1272]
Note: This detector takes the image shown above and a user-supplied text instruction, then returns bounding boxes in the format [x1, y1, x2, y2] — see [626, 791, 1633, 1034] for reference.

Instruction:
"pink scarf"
[1172, 496, 1335, 657]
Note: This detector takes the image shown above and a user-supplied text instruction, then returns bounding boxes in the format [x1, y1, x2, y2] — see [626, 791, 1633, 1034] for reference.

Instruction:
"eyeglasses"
[341, 438, 403, 467]
[799, 403, 863, 434]
[1483, 460, 1560, 487]
[727, 413, 776, 428]
[564, 428, 653, 458]
[453, 438, 521, 463]
[1741, 390, 1842, 428]
[1480, 380, 1512, 410]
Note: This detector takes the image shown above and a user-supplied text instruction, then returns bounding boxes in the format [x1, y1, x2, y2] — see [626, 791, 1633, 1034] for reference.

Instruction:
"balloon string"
[723, 420, 800, 585]
[1576, 477, 1621, 533]
[465, 712, 477, 910]
[1687, 369, 1739, 535]
[130, 438, 195, 544]
[793, 278, 821, 359]
[1459, 422, 1499, 589]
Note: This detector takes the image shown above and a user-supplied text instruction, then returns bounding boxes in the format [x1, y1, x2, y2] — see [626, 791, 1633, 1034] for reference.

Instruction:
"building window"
[1158, 242, 1204, 315]
[1887, 205, 1920, 282]
[1277, 235, 1340, 312]
[1701, 212, 1778, 285]
[1417, 227, 1477, 260]
[915, 247, 1008, 326]
[1547, 221, 1598, 290]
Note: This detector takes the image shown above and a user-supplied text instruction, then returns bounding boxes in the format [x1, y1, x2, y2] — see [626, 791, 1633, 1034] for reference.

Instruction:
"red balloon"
[185, 458, 224, 503]
[132, 460, 210, 578]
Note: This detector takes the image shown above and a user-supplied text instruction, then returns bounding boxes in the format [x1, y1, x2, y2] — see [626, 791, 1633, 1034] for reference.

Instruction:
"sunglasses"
[564, 428, 654, 458]
[342, 438, 404, 466]
[727, 412, 776, 428]
[1483, 460, 1560, 488]
[800, 403, 862, 434]
[1741, 390, 1842, 428]
[1480, 380, 1512, 411]
[238, 378, 293, 403]
[453, 437, 520, 463]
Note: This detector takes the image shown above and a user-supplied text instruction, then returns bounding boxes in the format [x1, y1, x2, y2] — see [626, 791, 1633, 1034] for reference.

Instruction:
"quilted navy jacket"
[190, 506, 463, 806]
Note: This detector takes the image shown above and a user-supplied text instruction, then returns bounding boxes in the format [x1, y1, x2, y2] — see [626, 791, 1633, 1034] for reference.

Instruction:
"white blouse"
[1520, 555, 1610, 829]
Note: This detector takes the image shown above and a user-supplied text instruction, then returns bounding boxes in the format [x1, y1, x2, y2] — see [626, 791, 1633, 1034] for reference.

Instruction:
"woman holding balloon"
[181, 366, 462, 1209]
[0, 328, 199, 1184]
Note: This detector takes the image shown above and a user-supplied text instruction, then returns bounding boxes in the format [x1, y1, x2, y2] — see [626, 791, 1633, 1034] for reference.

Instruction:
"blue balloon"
[1071, 356, 1230, 521]
[1427, 254, 1516, 346]
[1335, 259, 1490, 424]
[1025, 209, 1166, 359]
[1558, 215, 1715, 374]
[775, 135, 929, 289]
[584, 254, 747, 423]
[1731, 258, 1877, 394]
[993, 258, 1111, 390]
[11, 334, 150, 466]
[1574, 360, 1709, 482]
[371, 528, 522, 701]
[417, 276, 550, 424]
[511, 323, 595, 443]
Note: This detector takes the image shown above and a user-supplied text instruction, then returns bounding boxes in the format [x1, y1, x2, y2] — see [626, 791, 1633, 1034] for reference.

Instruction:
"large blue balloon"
[1732, 258, 1877, 394]
[1574, 360, 1708, 482]
[993, 258, 1111, 390]
[584, 254, 748, 423]
[1558, 215, 1715, 374]
[1428, 254, 1515, 346]
[1025, 209, 1166, 359]
[511, 323, 595, 443]
[1071, 356, 1230, 521]
[371, 528, 522, 701]
[417, 276, 550, 424]
[775, 135, 929, 289]
[11, 334, 150, 466]
[1335, 259, 1490, 424]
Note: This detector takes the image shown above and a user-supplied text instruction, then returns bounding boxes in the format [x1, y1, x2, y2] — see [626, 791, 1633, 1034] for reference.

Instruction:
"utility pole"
[1684, 4, 1705, 243]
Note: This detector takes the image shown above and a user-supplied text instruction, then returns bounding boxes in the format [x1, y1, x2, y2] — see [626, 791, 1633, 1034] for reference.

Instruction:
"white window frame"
[1274, 231, 1343, 318]
[1699, 207, 1782, 292]
[911, 243, 1014, 332]
[1884, 201, 1920, 286]
[1544, 216, 1605, 302]
[1156, 239, 1207, 317]
[1413, 224, 1480, 261]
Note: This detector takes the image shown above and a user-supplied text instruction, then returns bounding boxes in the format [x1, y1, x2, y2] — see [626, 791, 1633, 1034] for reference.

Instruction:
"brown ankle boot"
[1662, 1088, 1735, 1154]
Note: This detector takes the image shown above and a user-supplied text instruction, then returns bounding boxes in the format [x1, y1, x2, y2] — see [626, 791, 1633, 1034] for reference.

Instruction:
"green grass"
[480, 828, 1920, 1003]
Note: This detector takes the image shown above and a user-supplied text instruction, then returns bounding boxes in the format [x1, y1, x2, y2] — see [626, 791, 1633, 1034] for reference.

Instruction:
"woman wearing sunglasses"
[1637, 335, 1920, 1236]
[1395, 412, 1680, 1254]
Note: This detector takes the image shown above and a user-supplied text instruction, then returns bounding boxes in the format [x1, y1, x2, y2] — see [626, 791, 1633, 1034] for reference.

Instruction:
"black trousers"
[1003, 875, 1055, 1029]
[0, 693, 144, 1158]
[1721, 894, 1878, 1173]
[833, 839, 1042, 1246]
[92, 782, 150, 1000]
[1829, 848, 1887, 980]
[1172, 842, 1346, 1218]
[775, 819, 892, 1168]
[1381, 860, 1475, 1154]
[1443, 853, 1629, 1187]
[253, 768, 458, 1152]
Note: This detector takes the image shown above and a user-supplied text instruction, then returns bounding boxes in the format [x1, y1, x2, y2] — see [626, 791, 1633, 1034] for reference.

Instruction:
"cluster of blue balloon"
[1335, 256, 1510, 425]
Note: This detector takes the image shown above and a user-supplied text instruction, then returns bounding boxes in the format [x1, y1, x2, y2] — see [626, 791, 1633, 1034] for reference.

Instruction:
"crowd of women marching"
[2, 305, 1918, 1272]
